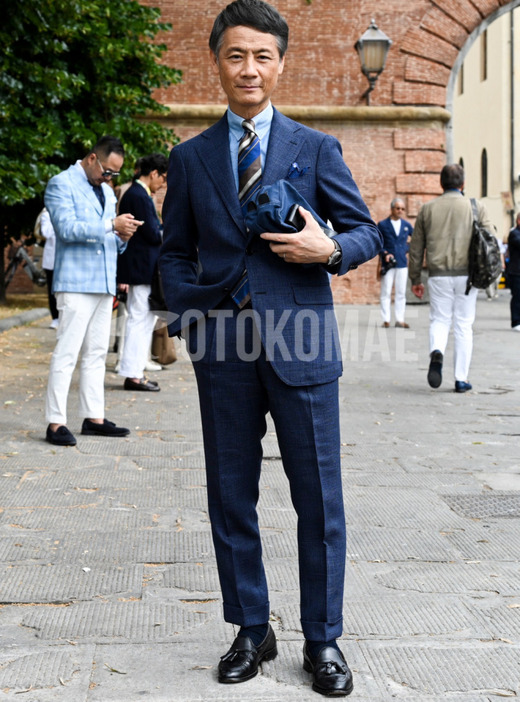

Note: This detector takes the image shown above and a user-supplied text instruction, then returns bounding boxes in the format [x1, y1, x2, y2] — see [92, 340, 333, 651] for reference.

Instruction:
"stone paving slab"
[359, 642, 520, 698]
[0, 645, 94, 702]
[1, 296, 520, 700]
[0, 564, 143, 604]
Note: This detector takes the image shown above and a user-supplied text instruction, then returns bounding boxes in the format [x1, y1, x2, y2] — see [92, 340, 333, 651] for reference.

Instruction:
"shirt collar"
[227, 103, 273, 142]
[76, 159, 90, 183]
[136, 179, 151, 196]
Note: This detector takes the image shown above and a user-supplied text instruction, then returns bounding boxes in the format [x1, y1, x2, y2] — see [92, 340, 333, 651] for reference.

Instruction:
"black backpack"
[465, 198, 502, 295]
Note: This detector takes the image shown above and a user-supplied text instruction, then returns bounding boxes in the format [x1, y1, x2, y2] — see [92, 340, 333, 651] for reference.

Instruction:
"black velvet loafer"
[303, 643, 353, 697]
[46, 425, 77, 446]
[81, 419, 130, 437]
[123, 377, 160, 392]
[218, 625, 277, 684]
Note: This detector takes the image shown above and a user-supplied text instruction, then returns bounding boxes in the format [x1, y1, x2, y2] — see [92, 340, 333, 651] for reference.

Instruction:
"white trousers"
[427, 276, 478, 382]
[380, 266, 408, 323]
[46, 292, 113, 424]
[118, 284, 157, 378]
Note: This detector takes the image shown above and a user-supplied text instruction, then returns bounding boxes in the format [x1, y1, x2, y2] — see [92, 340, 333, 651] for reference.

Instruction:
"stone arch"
[397, 0, 520, 108]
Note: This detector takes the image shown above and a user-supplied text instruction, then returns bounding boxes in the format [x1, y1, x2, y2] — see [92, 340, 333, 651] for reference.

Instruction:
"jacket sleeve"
[408, 209, 426, 285]
[314, 135, 382, 275]
[119, 187, 162, 246]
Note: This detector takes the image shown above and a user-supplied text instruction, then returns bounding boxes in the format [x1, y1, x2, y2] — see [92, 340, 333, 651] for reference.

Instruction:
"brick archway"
[148, 0, 520, 305]
[397, 0, 520, 108]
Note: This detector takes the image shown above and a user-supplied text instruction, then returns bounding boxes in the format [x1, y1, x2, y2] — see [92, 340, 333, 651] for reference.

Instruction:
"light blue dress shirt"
[227, 103, 273, 191]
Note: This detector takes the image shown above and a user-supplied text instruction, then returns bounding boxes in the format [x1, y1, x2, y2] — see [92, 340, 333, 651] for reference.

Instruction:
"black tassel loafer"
[218, 625, 278, 684]
[303, 643, 354, 697]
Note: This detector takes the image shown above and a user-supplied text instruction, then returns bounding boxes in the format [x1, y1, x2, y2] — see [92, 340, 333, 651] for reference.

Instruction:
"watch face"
[328, 250, 341, 266]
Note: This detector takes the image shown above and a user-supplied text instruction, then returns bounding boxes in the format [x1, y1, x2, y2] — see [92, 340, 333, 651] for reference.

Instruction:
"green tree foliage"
[0, 0, 181, 298]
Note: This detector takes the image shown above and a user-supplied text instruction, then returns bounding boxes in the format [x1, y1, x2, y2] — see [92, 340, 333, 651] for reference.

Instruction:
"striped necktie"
[231, 119, 262, 309]
[238, 119, 262, 213]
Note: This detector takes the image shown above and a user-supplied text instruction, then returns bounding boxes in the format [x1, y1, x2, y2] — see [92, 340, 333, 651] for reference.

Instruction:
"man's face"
[391, 202, 405, 220]
[84, 152, 124, 187]
[212, 25, 285, 118]
[149, 169, 167, 194]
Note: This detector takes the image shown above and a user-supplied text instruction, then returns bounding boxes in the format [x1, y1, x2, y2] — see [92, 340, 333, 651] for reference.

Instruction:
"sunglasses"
[96, 156, 120, 179]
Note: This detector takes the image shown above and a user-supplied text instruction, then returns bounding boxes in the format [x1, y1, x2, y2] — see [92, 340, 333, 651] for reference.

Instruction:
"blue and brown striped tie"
[231, 119, 262, 309]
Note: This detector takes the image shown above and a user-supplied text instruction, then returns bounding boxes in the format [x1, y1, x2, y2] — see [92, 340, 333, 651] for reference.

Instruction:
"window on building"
[481, 149, 488, 197]
[458, 63, 464, 95]
[480, 30, 487, 81]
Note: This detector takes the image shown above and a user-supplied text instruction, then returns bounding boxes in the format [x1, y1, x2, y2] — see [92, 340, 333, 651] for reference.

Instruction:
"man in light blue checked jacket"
[44, 135, 142, 447]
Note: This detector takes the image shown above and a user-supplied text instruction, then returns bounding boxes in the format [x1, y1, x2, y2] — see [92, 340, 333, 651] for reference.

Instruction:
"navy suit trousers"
[187, 299, 346, 641]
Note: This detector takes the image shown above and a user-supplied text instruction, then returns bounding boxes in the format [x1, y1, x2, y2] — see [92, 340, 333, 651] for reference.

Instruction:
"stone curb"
[0, 308, 50, 333]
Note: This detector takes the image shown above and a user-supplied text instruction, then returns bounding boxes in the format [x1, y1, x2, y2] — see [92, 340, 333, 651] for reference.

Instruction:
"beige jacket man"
[409, 164, 494, 394]
[409, 191, 493, 283]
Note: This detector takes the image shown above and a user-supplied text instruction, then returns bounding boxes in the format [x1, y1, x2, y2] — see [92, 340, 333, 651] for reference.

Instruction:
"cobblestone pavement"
[0, 292, 519, 701]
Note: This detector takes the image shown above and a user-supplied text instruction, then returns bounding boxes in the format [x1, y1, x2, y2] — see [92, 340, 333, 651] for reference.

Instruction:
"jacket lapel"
[69, 164, 104, 216]
[195, 115, 245, 233]
[263, 109, 303, 183]
[194, 109, 305, 236]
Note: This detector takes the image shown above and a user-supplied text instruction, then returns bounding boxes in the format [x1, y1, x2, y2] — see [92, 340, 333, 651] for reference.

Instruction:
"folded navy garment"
[244, 179, 330, 236]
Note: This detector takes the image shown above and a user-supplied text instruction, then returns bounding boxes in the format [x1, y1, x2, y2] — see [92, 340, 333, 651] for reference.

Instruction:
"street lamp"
[355, 19, 392, 105]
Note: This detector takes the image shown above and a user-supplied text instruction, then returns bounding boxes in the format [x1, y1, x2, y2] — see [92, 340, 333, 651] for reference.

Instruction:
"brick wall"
[142, 0, 505, 303]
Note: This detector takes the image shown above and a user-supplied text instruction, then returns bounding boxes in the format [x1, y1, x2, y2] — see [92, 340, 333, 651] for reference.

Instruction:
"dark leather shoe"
[124, 377, 160, 392]
[395, 321, 410, 328]
[382, 322, 390, 328]
[81, 419, 130, 437]
[218, 625, 277, 684]
[303, 643, 353, 697]
[455, 380, 472, 393]
[427, 349, 443, 388]
[46, 425, 77, 446]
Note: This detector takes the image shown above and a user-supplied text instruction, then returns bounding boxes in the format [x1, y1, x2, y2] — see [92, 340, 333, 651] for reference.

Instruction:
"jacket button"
[223, 287, 230, 292]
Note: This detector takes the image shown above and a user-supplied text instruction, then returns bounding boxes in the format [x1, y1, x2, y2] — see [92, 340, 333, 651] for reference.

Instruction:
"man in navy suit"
[160, 0, 381, 695]
[378, 198, 413, 328]
[117, 153, 168, 392]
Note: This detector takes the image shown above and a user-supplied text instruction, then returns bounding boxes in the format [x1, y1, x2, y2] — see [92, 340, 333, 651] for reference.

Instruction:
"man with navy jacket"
[117, 153, 168, 392]
[378, 197, 413, 328]
[160, 0, 381, 695]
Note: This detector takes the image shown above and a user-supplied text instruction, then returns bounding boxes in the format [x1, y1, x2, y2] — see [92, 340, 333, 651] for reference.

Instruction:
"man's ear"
[210, 49, 219, 74]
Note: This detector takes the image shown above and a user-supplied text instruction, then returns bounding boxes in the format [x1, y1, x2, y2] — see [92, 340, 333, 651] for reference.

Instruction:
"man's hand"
[411, 283, 424, 299]
[113, 213, 143, 241]
[260, 207, 335, 264]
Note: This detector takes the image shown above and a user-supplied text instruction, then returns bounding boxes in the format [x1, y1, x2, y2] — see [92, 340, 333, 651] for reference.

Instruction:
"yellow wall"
[452, 8, 520, 241]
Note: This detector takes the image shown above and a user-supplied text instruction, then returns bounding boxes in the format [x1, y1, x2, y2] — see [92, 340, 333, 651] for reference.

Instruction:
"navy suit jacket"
[117, 182, 162, 285]
[160, 108, 382, 386]
[378, 216, 413, 269]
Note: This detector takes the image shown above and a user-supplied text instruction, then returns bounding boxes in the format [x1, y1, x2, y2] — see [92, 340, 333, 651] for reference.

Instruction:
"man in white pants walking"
[409, 164, 495, 393]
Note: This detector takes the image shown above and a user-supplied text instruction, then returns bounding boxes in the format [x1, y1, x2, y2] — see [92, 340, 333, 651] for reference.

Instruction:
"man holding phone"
[44, 135, 141, 446]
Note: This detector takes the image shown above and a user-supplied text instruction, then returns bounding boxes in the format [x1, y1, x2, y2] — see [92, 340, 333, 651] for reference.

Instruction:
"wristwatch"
[326, 238, 342, 268]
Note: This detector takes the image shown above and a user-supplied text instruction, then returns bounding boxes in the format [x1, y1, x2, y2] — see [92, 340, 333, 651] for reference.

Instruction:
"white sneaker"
[513, 325, 520, 332]
[49, 318, 59, 330]
[144, 360, 162, 371]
